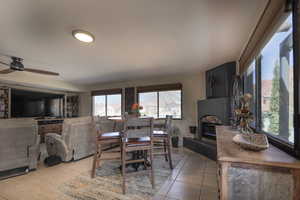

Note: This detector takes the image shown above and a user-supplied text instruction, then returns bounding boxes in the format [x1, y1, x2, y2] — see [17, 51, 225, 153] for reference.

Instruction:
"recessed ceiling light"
[72, 30, 95, 43]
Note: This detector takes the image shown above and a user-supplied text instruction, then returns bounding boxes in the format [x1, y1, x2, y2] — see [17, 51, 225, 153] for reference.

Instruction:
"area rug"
[60, 151, 184, 200]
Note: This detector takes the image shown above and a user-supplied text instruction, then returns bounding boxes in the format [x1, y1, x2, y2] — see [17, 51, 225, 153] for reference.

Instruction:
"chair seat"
[98, 132, 121, 140]
[153, 130, 168, 137]
[126, 136, 151, 147]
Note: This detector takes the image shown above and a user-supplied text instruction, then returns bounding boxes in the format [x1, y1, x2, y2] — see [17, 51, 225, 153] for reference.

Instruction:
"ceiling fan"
[0, 56, 59, 76]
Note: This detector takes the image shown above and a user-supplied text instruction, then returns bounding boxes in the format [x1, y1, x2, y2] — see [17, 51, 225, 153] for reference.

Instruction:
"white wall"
[79, 72, 206, 141]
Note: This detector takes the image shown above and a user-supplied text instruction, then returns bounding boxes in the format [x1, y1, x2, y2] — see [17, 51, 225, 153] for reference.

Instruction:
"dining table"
[108, 116, 164, 171]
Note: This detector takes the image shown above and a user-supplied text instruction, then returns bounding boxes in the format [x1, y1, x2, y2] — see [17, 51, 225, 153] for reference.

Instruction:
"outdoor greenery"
[269, 61, 280, 134]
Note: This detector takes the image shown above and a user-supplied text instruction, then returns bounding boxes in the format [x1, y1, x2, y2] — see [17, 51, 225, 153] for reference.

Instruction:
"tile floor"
[152, 149, 218, 200]
[0, 148, 218, 200]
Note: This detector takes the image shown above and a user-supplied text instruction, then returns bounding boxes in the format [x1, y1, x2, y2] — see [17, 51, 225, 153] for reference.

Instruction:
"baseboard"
[0, 166, 29, 180]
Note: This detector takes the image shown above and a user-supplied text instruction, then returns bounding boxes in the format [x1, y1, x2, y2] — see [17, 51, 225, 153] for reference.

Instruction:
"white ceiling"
[0, 0, 267, 85]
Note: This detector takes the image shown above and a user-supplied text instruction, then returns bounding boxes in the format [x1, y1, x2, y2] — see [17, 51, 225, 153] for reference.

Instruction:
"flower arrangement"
[131, 103, 143, 117]
[235, 93, 254, 134]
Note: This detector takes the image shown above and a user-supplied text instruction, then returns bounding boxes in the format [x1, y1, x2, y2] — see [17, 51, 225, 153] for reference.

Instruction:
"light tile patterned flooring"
[152, 149, 218, 200]
[0, 148, 218, 200]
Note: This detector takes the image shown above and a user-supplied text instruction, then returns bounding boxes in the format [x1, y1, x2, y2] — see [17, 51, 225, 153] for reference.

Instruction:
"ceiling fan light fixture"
[10, 57, 24, 70]
[72, 30, 95, 43]
[0, 55, 59, 76]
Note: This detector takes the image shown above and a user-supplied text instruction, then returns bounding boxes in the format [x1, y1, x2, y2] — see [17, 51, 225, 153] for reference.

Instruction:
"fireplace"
[184, 116, 219, 160]
[197, 97, 230, 139]
[199, 115, 222, 139]
[183, 98, 230, 161]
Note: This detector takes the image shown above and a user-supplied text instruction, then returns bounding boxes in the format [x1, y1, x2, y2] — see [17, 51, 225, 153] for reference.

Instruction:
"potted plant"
[170, 126, 181, 148]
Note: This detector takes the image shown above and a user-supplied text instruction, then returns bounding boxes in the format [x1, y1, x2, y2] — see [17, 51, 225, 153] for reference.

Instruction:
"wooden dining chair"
[91, 116, 121, 178]
[121, 117, 155, 194]
[153, 115, 173, 169]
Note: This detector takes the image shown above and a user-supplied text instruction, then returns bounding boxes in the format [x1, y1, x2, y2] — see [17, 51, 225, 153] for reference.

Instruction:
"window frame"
[242, 4, 300, 157]
[91, 89, 123, 117]
[244, 58, 297, 156]
[137, 84, 183, 120]
[291, 0, 299, 157]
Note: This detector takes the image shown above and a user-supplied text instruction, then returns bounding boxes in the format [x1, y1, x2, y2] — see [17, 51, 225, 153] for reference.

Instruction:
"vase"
[239, 118, 253, 134]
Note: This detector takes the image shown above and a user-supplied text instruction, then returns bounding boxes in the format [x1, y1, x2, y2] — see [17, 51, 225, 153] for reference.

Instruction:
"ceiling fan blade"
[0, 61, 10, 67]
[24, 68, 59, 76]
[0, 68, 14, 74]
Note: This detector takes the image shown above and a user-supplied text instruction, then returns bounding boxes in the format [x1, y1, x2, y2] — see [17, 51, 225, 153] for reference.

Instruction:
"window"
[93, 93, 122, 117]
[243, 14, 295, 145]
[260, 14, 294, 144]
[93, 95, 105, 116]
[139, 92, 158, 118]
[159, 90, 182, 118]
[107, 94, 122, 116]
[138, 84, 182, 119]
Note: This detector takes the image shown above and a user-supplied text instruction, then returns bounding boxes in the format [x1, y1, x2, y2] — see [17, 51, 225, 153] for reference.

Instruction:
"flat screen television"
[11, 89, 64, 118]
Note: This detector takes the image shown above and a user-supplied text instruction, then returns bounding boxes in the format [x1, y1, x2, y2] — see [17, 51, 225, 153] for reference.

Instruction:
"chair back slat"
[124, 117, 153, 139]
[164, 115, 173, 134]
[125, 117, 152, 127]
[124, 129, 150, 138]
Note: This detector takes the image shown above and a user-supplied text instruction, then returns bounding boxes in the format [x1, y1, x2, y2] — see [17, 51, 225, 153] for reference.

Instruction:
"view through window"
[139, 92, 157, 118]
[93, 94, 122, 117]
[259, 14, 294, 143]
[159, 90, 181, 118]
[139, 90, 182, 119]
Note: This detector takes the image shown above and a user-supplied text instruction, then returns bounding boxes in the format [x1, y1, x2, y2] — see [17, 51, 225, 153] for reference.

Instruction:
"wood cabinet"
[0, 87, 9, 118]
[216, 126, 300, 200]
[206, 62, 236, 99]
[124, 87, 135, 113]
[66, 95, 79, 117]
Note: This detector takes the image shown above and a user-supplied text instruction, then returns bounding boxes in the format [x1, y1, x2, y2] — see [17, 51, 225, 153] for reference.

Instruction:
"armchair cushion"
[45, 133, 70, 162]
[45, 117, 95, 162]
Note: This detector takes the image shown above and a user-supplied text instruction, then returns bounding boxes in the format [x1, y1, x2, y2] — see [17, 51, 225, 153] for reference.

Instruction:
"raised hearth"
[183, 137, 217, 161]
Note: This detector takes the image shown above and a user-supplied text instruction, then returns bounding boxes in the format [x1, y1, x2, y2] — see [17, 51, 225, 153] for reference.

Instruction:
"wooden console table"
[216, 126, 300, 200]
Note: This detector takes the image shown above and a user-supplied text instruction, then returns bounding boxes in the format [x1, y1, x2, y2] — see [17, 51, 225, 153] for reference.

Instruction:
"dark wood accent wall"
[206, 62, 236, 99]
[124, 87, 135, 113]
[91, 88, 122, 96]
[137, 83, 182, 93]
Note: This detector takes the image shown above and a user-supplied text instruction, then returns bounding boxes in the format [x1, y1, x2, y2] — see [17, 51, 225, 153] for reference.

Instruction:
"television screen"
[11, 89, 64, 118]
